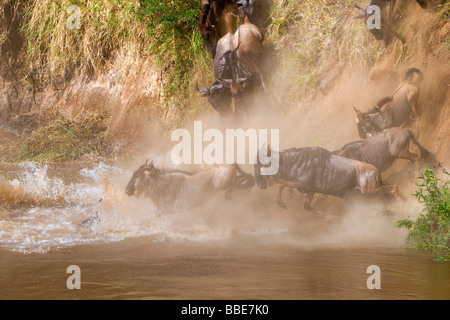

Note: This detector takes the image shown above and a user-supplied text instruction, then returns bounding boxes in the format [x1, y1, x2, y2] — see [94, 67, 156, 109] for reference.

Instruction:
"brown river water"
[0, 151, 448, 300]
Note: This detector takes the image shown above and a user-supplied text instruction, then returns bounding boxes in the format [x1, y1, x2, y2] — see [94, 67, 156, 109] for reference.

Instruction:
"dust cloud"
[107, 2, 449, 254]
[1, 1, 448, 255]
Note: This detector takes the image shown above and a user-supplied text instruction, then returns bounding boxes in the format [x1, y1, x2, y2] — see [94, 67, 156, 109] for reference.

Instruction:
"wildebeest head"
[222, 45, 250, 92]
[197, 46, 251, 117]
[196, 82, 233, 117]
[125, 160, 157, 197]
[236, 0, 259, 23]
[354, 107, 382, 139]
[355, 0, 394, 45]
[355, 4, 384, 41]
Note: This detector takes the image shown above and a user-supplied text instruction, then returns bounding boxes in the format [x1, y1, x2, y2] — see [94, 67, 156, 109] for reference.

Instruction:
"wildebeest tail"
[233, 164, 255, 190]
[407, 130, 432, 161]
[405, 68, 423, 83]
[331, 140, 365, 157]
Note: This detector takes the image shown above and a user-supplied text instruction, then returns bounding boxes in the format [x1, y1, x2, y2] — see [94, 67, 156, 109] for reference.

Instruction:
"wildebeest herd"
[125, 1, 438, 217]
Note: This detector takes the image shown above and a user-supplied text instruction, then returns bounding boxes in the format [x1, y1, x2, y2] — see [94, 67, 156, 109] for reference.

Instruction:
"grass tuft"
[22, 0, 212, 125]
[267, 0, 384, 101]
[20, 114, 109, 162]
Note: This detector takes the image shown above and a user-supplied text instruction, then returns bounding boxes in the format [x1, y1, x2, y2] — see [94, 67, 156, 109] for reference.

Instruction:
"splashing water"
[0, 160, 287, 254]
[0, 158, 414, 254]
[0, 162, 111, 253]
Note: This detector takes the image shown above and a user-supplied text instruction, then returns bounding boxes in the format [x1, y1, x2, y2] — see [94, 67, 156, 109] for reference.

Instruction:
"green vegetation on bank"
[267, 0, 383, 102]
[397, 168, 450, 261]
[1, 0, 446, 164]
[21, 114, 109, 162]
[21, 0, 387, 120]
[23, 0, 211, 118]
[134, 0, 211, 104]
[24, 0, 148, 76]
[0, 115, 109, 163]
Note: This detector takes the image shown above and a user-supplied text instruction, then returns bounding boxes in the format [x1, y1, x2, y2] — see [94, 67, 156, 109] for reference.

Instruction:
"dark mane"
[282, 147, 332, 157]
[280, 147, 332, 169]
[156, 167, 196, 176]
[168, 169, 196, 176]
[332, 140, 365, 155]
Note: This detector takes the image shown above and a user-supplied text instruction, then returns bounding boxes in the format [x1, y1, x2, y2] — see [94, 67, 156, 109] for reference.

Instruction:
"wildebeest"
[196, 32, 235, 117]
[237, 0, 273, 30]
[354, 68, 423, 139]
[125, 160, 255, 211]
[237, 0, 258, 25]
[198, 0, 239, 56]
[355, 0, 398, 46]
[254, 147, 399, 215]
[332, 127, 432, 172]
[196, 23, 266, 117]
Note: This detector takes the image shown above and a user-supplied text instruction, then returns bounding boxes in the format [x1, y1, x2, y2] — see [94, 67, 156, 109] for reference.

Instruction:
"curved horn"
[210, 83, 224, 94]
[354, 5, 366, 18]
[196, 83, 210, 96]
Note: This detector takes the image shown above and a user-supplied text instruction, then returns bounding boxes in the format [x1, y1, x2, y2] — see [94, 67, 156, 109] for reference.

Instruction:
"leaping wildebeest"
[332, 127, 433, 173]
[196, 23, 267, 118]
[254, 147, 399, 216]
[354, 68, 423, 139]
[125, 160, 254, 212]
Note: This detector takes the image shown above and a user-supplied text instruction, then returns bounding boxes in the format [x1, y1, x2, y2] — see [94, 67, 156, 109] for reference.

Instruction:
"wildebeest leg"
[77, 212, 100, 231]
[303, 192, 327, 217]
[399, 150, 419, 162]
[259, 73, 268, 92]
[409, 102, 419, 121]
[276, 185, 287, 209]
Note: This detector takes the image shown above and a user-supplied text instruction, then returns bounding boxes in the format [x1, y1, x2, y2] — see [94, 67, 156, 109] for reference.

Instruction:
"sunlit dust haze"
[0, 0, 448, 256]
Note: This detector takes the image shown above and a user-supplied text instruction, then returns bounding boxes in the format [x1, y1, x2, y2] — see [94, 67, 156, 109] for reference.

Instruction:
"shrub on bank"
[397, 167, 450, 261]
